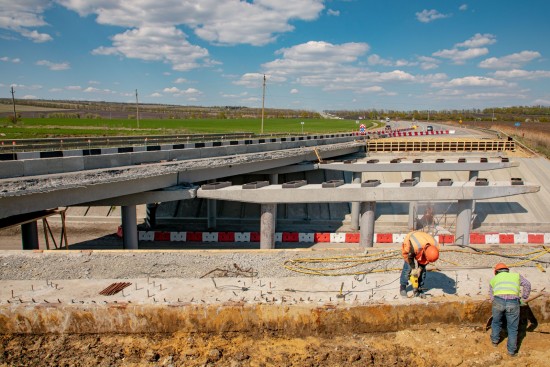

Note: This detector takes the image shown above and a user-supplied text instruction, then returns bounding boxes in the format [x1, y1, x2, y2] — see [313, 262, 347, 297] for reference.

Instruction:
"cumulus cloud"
[416, 9, 451, 23]
[327, 9, 340, 16]
[491, 69, 550, 80]
[459, 4, 468, 11]
[0, 56, 21, 63]
[433, 76, 510, 88]
[92, 27, 211, 71]
[36, 59, 70, 70]
[0, 0, 53, 42]
[479, 51, 541, 69]
[163, 86, 202, 96]
[150, 92, 162, 97]
[290, 88, 299, 94]
[433, 34, 495, 64]
[58, 0, 324, 46]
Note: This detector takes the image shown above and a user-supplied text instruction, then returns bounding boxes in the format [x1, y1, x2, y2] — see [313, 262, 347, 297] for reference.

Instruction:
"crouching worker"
[399, 231, 440, 298]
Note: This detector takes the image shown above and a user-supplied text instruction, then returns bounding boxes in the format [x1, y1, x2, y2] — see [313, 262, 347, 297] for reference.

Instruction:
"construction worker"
[399, 231, 439, 298]
[489, 263, 531, 357]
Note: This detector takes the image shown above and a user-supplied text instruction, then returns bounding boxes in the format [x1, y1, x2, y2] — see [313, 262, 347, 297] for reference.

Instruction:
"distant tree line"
[0, 99, 320, 120]
[326, 106, 550, 123]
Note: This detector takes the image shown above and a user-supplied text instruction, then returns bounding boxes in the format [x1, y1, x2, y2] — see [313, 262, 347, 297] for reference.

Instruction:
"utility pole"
[261, 74, 266, 134]
[135, 89, 140, 129]
[10, 86, 17, 123]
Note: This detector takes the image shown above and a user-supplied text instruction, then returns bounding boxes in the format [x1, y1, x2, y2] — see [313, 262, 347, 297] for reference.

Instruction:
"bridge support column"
[207, 199, 216, 229]
[260, 203, 276, 249]
[145, 203, 158, 229]
[455, 199, 473, 246]
[21, 221, 39, 250]
[121, 205, 138, 250]
[350, 172, 361, 230]
[269, 174, 278, 230]
[360, 201, 376, 247]
[408, 171, 422, 230]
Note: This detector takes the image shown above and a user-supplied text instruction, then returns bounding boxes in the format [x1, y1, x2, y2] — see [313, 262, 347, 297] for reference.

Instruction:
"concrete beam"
[318, 161, 518, 172]
[197, 181, 540, 203]
[79, 185, 197, 206]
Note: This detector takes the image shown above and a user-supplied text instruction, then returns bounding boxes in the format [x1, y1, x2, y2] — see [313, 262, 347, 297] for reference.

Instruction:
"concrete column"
[408, 171, 421, 230]
[207, 199, 216, 229]
[269, 174, 278, 230]
[260, 203, 276, 249]
[455, 199, 473, 246]
[21, 221, 39, 250]
[121, 205, 138, 250]
[350, 172, 361, 230]
[360, 201, 376, 247]
[145, 203, 158, 229]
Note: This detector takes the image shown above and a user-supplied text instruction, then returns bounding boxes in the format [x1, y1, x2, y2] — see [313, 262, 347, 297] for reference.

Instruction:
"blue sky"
[1, 0, 550, 112]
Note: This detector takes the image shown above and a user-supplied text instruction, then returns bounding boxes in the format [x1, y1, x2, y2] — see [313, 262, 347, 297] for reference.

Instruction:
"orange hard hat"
[423, 245, 439, 263]
[494, 263, 509, 274]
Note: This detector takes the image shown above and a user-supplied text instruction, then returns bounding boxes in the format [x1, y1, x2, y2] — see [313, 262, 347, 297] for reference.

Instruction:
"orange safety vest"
[402, 231, 436, 265]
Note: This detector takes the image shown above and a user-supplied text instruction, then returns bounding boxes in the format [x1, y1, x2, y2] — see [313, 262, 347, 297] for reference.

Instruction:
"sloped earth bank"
[1, 324, 549, 367]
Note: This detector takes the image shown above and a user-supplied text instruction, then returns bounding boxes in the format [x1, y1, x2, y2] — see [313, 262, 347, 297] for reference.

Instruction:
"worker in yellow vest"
[489, 263, 531, 357]
[399, 231, 439, 298]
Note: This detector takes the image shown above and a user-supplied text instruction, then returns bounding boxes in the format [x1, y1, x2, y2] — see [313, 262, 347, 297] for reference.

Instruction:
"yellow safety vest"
[490, 272, 520, 297]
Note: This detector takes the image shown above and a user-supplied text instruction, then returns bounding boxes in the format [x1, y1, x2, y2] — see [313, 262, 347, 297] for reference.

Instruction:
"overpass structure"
[0, 132, 541, 250]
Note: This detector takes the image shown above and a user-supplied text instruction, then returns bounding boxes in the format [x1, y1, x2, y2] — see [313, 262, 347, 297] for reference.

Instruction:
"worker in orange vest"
[399, 231, 440, 298]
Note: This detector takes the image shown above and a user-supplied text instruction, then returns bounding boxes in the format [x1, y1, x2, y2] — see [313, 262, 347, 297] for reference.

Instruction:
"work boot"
[399, 285, 407, 297]
[414, 290, 426, 299]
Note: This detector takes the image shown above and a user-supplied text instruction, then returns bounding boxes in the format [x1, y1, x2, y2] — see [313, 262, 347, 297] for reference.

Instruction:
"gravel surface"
[1, 246, 548, 280]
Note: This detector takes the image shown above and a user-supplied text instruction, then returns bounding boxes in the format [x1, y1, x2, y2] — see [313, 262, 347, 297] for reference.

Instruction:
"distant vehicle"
[426, 125, 434, 132]
[385, 124, 392, 130]
[386, 117, 390, 123]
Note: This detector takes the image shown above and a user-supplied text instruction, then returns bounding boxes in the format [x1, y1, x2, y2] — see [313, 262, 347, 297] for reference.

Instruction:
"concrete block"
[0, 161, 24, 178]
[299, 233, 314, 242]
[485, 233, 500, 244]
[17, 152, 40, 160]
[545, 233, 550, 244]
[101, 148, 118, 155]
[84, 154, 133, 170]
[527, 233, 544, 244]
[393, 233, 407, 244]
[235, 232, 251, 242]
[169, 148, 202, 161]
[63, 150, 83, 157]
[330, 233, 347, 243]
[130, 151, 170, 165]
[139, 231, 155, 241]
[202, 232, 218, 242]
[275, 232, 283, 243]
[160, 145, 173, 151]
[499, 233, 515, 244]
[170, 232, 186, 241]
[514, 232, 528, 244]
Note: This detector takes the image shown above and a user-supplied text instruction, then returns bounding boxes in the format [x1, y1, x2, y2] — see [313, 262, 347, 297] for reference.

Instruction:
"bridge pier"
[121, 205, 138, 249]
[260, 203, 276, 249]
[455, 199, 473, 246]
[21, 221, 39, 250]
[350, 172, 362, 230]
[360, 201, 376, 247]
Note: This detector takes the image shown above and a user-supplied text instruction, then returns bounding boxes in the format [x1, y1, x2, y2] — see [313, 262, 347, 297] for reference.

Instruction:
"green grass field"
[1, 117, 379, 139]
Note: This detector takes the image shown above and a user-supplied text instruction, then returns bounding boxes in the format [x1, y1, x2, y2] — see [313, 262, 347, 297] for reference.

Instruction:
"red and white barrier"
[129, 229, 550, 245]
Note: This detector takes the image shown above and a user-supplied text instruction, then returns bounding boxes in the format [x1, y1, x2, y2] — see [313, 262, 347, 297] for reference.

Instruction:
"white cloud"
[234, 73, 286, 87]
[150, 92, 162, 97]
[36, 59, 70, 70]
[464, 92, 527, 100]
[433, 76, 510, 88]
[58, 0, 324, 46]
[163, 86, 202, 96]
[459, 4, 468, 11]
[0, 0, 53, 42]
[479, 51, 541, 69]
[418, 56, 439, 70]
[455, 33, 496, 48]
[0, 56, 21, 63]
[368, 54, 392, 66]
[492, 69, 550, 80]
[93, 27, 211, 71]
[416, 9, 451, 23]
[533, 98, 550, 106]
[22, 94, 37, 99]
[173, 78, 188, 84]
[65, 85, 81, 90]
[327, 9, 340, 16]
[290, 88, 299, 94]
[433, 47, 489, 64]
[163, 87, 181, 93]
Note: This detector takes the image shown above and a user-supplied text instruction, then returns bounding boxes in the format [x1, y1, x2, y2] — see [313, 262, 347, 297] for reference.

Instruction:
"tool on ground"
[485, 288, 546, 331]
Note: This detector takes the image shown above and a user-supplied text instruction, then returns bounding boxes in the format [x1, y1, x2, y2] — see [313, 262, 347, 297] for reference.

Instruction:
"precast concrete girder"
[196, 181, 540, 203]
[317, 161, 518, 173]
[79, 185, 197, 207]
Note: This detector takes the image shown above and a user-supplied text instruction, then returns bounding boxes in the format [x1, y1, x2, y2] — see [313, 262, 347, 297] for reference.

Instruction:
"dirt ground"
[1, 323, 549, 367]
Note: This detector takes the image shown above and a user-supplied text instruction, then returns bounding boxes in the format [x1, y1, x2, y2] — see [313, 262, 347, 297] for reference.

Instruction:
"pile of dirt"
[1, 324, 548, 367]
